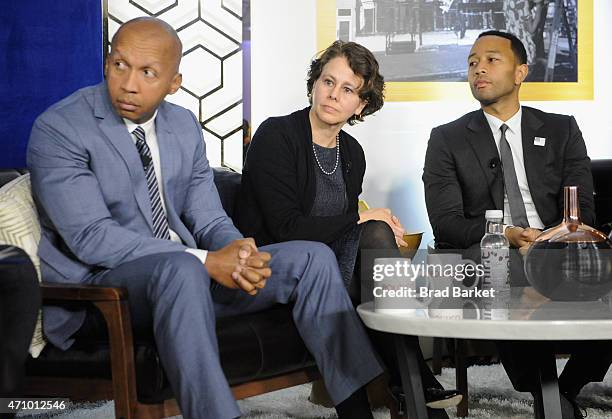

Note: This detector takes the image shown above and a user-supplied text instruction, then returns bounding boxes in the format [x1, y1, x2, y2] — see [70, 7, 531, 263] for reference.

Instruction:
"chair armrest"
[40, 283, 139, 409]
[41, 283, 127, 302]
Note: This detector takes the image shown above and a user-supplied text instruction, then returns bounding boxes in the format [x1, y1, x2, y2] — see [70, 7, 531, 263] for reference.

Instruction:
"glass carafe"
[524, 186, 612, 301]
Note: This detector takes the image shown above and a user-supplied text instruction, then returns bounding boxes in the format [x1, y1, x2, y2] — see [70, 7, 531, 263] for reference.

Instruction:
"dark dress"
[309, 142, 362, 287]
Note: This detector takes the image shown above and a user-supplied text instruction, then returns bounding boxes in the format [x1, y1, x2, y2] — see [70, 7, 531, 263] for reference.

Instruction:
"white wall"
[251, 0, 612, 247]
[251, 1, 316, 127]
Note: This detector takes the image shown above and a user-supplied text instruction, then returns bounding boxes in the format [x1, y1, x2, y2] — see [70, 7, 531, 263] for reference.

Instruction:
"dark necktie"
[499, 124, 529, 228]
[133, 126, 171, 240]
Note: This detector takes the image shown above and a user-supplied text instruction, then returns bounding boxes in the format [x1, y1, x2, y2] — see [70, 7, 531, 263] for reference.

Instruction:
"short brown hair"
[307, 41, 385, 125]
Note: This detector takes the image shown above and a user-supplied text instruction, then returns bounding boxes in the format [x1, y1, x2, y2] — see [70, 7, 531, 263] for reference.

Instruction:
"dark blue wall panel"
[0, 0, 103, 168]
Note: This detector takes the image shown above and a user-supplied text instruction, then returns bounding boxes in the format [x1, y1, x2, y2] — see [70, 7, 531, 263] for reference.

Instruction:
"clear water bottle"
[480, 210, 510, 290]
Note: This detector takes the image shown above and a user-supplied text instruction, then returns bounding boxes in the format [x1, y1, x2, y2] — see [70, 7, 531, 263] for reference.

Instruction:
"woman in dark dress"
[236, 41, 460, 415]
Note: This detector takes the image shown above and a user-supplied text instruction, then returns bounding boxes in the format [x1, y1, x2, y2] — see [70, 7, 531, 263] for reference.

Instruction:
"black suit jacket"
[236, 107, 365, 246]
[423, 106, 594, 249]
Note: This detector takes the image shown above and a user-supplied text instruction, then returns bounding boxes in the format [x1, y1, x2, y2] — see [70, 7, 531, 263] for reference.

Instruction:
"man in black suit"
[423, 32, 593, 251]
[423, 31, 611, 418]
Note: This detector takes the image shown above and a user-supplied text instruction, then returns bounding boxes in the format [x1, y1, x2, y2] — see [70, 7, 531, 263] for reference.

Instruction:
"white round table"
[357, 300, 612, 341]
[357, 295, 612, 419]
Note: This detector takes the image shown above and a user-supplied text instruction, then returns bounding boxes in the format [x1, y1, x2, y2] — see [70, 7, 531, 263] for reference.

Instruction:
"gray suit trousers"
[90, 240, 383, 419]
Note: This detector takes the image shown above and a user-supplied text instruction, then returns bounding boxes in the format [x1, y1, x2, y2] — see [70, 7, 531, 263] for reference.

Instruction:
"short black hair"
[477, 30, 527, 65]
[306, 41, 385, 125]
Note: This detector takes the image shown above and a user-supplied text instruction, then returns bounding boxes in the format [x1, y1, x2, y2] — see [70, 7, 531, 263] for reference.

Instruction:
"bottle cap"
[485, 210, 503, 220]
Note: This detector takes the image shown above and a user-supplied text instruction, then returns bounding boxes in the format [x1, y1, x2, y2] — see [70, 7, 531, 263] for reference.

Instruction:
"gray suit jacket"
[27, 82, 242, 348]
[422, 107, 594, 249]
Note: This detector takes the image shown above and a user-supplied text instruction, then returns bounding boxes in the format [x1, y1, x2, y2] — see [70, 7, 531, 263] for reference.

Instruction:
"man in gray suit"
[27, 17, 383, 419]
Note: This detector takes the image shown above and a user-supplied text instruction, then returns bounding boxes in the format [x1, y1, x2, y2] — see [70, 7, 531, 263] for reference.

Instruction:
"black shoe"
[561, 392, 587, 419]
[425, 388, 463, 409]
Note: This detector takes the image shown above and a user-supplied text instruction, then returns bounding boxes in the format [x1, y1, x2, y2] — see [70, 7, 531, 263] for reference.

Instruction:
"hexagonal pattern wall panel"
[106, 0, 242, 168]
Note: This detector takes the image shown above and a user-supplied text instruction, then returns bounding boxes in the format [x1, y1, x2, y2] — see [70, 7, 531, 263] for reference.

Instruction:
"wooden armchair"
[0, 168, 320, 419]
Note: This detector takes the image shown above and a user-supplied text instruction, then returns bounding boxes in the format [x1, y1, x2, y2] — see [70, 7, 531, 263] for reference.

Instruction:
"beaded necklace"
[312, 133, 340, 175]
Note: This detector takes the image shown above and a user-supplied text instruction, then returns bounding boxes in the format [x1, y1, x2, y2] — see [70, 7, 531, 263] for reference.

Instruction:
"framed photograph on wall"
[317, 0, 592, 101]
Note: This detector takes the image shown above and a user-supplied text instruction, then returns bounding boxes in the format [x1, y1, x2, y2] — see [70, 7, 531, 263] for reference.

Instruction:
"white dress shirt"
[483, 107, 545, 230]
[123, 112, 208, 264]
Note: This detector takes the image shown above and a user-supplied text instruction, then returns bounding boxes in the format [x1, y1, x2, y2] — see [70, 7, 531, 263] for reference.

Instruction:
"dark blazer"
[422, 106, 594, 249]
[236, 107, 365, 246]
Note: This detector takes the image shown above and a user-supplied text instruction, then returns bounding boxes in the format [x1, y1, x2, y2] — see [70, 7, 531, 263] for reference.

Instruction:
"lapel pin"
[534, 137, 546, 146]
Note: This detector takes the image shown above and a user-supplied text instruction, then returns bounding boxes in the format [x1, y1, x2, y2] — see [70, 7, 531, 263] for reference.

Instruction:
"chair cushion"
[0, 174, 46, 357]
[212, 167, 241, 218]
[0, 169, 27, 188]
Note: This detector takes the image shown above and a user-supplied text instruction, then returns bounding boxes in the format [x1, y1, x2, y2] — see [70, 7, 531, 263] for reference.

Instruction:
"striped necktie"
[133, 126, 171, 240]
